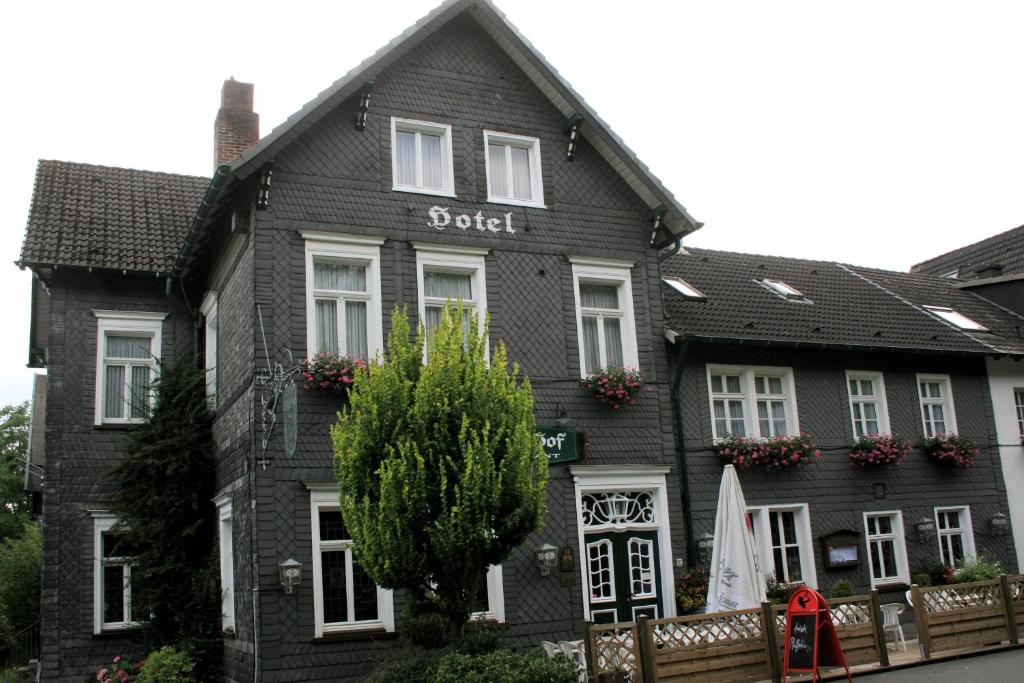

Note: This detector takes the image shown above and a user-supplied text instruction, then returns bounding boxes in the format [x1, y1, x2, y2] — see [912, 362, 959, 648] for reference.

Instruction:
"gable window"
[846, 371, 890, 437]
[571, 258, 639, 377]
[1015, 389, 1024, 438]
[863, 511, 910, 587]
[94, 311, 165, 425]
[414, 244, 488, 345]
[917, 374, 957, 437]
[707, 366, 798, 440]
[310, 488, 394, 636]
[303, 232, 385, 361]
[934, 506, 975, 566]
[923, 305, 987, 331]
[93, 514, 138, 633]
[391, 118, 455, 197]
[748, 504, 816, 587]
[484, 131, 544, 208]
[200, 293, 218, 409]
[215, 495, 235, 632]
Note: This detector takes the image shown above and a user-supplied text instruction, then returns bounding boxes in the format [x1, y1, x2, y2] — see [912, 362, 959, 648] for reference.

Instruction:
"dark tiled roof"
[663, 248, 1024, 356]
[20, 160, 209, 273]
[911, 224, 1024, 279]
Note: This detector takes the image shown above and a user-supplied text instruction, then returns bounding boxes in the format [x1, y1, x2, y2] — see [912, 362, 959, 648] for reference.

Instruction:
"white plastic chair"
[880, 603, 907, 652]
[540, 641, 561, 659]
[558, 640, 588, 682]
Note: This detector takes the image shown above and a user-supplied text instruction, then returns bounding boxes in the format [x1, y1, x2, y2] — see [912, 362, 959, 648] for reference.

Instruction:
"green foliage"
[0, 403, 31, 543]
[401, 598, 452, 650]
[675, 565, 708, 615]
[925, 564, 956, 585]
[107, 364, 221, 680]
[954, 555, 1002, 582]
[333, 305, 548, 638]
[829, 579, 854, 599]
[911, 571, 933, 587]
[430, 649, 577, 683]
[765, 576, 800, 605]
[366, 648, 437, 683]
[0, 522, 40, 664]
[134, 646, 195, 683]
[94, 655, 144, 683]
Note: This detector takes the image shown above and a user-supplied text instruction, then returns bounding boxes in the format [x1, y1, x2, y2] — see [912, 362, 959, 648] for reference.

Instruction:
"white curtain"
[603, 317, 623, 367]
[580, 284, 618, 309]
[106, 335, 149, 359]
[488, 144, 508, 197]
[129, 366, 149, 419]
[395, 130, 417, 186]
[582, 316, 601, 373]
[345, 301, 368, 359]
[104, 366, 125, 419]
[315, 262, 366, 292]
[425, 272, 472, 299]
[420, 133, 443, 189]
[315, 300, 339, 354]
[510, 145, 531, 200]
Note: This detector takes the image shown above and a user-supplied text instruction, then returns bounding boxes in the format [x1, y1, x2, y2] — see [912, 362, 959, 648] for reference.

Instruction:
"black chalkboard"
[786, 614, 817, 671]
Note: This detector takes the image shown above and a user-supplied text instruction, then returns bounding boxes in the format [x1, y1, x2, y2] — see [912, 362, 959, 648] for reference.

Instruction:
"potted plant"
[715, 433, 821, 471]
[300, 353, 366, 394]
[676, 565, 710, 615]
[596, 664, 629, 683]
[848, 434, 911, 467]
[579, 366, 643, 411]
[921, 434, 979, 468]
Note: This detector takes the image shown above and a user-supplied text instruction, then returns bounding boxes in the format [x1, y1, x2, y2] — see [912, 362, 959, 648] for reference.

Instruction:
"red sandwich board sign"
[782, 587, 852, 682]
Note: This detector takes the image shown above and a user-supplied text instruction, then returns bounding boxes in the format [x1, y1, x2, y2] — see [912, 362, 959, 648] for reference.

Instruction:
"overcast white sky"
[2, 0, 1023, 406]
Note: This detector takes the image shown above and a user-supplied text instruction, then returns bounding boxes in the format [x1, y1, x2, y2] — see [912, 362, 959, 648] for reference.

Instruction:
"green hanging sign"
[536, 427, 579, 465]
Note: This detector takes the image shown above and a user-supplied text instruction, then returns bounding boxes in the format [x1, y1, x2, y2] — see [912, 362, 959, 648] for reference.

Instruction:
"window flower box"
[921, 434, 979, 468]
[579, 367, 642, 411]
[300, 353, 366, 394]
[848, 434, 911, 467]
[715, 434, 821, 471]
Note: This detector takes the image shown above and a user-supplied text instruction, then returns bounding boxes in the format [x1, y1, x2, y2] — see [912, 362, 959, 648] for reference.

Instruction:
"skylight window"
[923, 305, 988, 331]
[761, 279, 804, 299]
[663, 277, 706, 300]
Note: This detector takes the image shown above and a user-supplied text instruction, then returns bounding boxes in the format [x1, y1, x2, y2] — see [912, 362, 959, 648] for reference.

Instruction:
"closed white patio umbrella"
[705, 464, 766, 612]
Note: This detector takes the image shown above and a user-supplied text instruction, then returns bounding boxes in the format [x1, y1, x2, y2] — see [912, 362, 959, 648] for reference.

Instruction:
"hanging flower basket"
[579, 367, 643, 411]
[300, 353, 366, 394]
[921, 434, 979, 468]
[715, 433, 821, 471]
[848, 434, 911, 467]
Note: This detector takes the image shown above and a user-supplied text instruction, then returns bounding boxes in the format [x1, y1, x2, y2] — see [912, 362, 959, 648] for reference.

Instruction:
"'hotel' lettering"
[428, 206, 515, 234]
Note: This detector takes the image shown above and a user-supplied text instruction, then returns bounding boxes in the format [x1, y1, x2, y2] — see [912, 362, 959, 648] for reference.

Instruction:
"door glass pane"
[104, 365, 125, 419]
[587, 541, 614, 601]
[345, 301, 368, 360]
[420, 133, 443, 189]
[315, 300, 339, 355]
[314, 262, 366, 292]
[488, 143, 508, 197]
[395, 130, 416, 186]
[510, 145, 532, 200]
[321, 550, 348, 623]
[628, 538, 654, 597]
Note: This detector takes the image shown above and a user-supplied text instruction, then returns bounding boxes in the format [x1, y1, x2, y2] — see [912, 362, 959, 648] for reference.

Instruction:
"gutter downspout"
[670, 338, 697, 568]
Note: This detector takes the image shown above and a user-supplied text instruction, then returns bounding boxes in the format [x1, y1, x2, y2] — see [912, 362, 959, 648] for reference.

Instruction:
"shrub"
[579, 367, 643, 410]
[925, 564, 956, 586]
[911, 571, 932, 587]
[133, 646, 195, 683]
[921, 434, 979, 468]
[829, 579, 854, 599]
[954, 555, 1002, 583]
[715, 434, 821, 471]
[430, 649, 577, 683]
[848, 434, 910, 467]
[401, 599, 452, 650]
[301, 353, 366, 393]
[94, 655, 143, 683]
[676, 565, 709, 615]
[367, 648, 437, 683]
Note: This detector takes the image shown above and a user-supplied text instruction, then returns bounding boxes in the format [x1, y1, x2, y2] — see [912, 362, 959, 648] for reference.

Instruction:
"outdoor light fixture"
[988, 512, 1010, 537]
[915, 517, 936, 544]
[279, 558, 302, 595]
[536, 543, 558, 576]
[698, 532, 715, 563]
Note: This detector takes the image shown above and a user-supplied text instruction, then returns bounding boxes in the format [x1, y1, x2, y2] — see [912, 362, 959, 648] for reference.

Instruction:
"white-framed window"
[863, 511, 910, 587]
[200, 292, 218, 409]
[570, 258, 639, 377]
[748, 504, 816, 588]
[470, 565, 506, 623]
[762, 279, 804, 299]
[1014, 388, 1024, 438]
[663, 277, 706, 300]
[414, 244, 489, 344]
[215, 494, 235, 632]
[917, 374, 957, 437]
[391, 117, 455, 197]
[93, 311, 165, 425]
[923, 305, 987, 331]
[303, 232, 385, 361]
[707, 366, 799, 440]
[846, 371, 890, 438]
[934, 506, 975, 567]
[93, 513, 138, 633]
[309, 488, 394, 636]
[483, 130, 544, 208]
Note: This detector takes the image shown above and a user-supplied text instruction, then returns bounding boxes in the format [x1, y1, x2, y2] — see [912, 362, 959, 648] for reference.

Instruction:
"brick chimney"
[214, 78, 259, 167]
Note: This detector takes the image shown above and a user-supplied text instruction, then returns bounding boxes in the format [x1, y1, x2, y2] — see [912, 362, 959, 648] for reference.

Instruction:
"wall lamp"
[915, 517, 936, 544]
[279, 558, 302, 595]
[536, 543, 558, 576]
[989, 512, 1010, 537]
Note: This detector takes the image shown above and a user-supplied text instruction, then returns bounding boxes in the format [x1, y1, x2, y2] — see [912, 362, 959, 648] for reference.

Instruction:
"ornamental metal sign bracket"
[255, 305, 302, 456]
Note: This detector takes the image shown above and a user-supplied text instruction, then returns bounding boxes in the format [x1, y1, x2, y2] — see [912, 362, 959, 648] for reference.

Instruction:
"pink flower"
[97, 670, 107, 681]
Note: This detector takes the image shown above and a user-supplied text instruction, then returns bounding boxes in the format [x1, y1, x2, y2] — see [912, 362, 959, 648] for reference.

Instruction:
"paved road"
[857, 649, 1024, 681]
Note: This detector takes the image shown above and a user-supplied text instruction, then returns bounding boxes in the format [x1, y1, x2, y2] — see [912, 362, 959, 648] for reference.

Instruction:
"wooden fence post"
[636, 616, 656, 683]
[1000, 574, 1019, 645]
[869, 590, 890, 668]
[761, 601, 782, 683]
[910, 584, 930, 660]
[582, 620, 598, 678]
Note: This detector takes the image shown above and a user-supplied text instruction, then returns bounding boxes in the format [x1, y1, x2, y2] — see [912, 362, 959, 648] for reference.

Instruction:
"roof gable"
[912, 223, 1024, 279]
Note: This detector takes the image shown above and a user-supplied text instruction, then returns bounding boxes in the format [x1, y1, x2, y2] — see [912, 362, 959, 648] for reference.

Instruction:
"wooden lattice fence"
[912, 575, 1022, 659]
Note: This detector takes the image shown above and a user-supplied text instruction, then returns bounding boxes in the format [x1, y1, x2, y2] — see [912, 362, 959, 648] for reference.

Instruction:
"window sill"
[314, 628, 398, 643]
[873, 581, 911, 591]
[392, 185, 457, 199]
[93, 627, 142, 640]
[94, 423, 143, 431]
[486, 197, 545, 210]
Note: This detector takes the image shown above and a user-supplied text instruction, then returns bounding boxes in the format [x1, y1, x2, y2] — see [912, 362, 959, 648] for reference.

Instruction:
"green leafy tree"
[0, 403, 31, 543]
[107, 365, 221, 679]
[0, 521, 41, 663]
[333, 305, 548, 640]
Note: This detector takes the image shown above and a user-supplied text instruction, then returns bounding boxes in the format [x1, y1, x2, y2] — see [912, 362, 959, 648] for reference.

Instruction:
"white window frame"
[93, 311, 166, 426]
[934, 506, 976, 566]
[309, 487, 394, 637]
[570, 257, 640, 378]
[923, 305, 988, 331]
[845, 371, 891, 438]
[214, 494, 235, 632]
[483, 130, 545, 208]
[917, 374, 957, 437]
[1014, 388, 1024, 438]
[748, 504, 817, 588]
[862, 511, 910, 587]
[200, 292, 218, 410]
[706, 365, 799, 440]
[663, 277, 706, 300]
[390, 117, 455, 197]
[92, 513, 138, 634]
[470, 565, 505, 623]
[414, 243, 489, 341]
[762, 279, 804, 299]
[303, 232, 385, 361]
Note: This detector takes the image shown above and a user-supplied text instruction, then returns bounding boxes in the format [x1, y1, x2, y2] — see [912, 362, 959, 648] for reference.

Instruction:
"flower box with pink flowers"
[714, 433, 821, 471]
[921, 434, 979, 468]
[848, 434, 911, 467]
[579, 366, 643, 411]
[300, 353, 366, 394]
